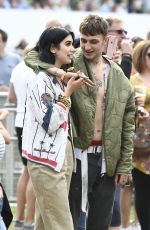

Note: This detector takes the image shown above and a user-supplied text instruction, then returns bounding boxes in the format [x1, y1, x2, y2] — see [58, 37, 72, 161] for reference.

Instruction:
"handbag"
[133, 116, 150, 159]
[0, 183, 13, 229]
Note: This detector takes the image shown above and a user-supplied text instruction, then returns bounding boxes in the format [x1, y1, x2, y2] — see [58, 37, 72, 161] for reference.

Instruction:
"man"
[0, 29, 20, 92]
[105, 17, 133, 230]
[24, 14, 135, 230]
[106, 17, 133, 79]
[45, 18, 62, 28]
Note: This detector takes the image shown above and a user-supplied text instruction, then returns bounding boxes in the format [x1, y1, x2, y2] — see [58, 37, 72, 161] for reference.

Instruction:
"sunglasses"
[108, 29, 127, 35]
[146, 53, 150, 58]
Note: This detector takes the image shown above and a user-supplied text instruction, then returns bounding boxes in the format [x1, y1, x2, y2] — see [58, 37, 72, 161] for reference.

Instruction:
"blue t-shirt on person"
[0, 53, 20, 86]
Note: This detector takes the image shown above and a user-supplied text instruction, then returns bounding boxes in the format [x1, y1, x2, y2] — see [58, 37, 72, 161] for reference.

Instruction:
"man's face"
[80, 33, 106, 61]
[0, 33, 6, 51]
[108, 21, 127, 48]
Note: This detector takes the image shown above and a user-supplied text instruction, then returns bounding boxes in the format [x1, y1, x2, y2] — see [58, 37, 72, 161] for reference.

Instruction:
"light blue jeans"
[0, 199, 6, 230]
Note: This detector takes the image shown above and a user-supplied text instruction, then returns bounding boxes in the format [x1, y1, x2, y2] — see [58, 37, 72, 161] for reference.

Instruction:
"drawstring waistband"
[91, 140, 102, 146]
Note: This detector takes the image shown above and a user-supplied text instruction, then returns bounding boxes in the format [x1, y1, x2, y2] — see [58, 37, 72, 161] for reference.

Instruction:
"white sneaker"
[121, 226, 132, 230]
[132, 224, 141, 230]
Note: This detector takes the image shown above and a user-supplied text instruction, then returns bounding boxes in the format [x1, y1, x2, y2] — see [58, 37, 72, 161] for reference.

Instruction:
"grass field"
[8, 204, 136, 229]
[9, 205, 16, 230]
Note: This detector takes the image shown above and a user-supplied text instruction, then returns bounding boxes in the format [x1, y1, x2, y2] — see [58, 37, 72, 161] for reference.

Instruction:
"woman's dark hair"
[35, 27, 74, 64]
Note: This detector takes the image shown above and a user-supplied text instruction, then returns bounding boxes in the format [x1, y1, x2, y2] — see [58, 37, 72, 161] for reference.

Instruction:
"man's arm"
[117, 89, 135, 175]
[24, 50, 51, 70]
[120, 54, 132, 79]
[24, 50, 94, 87]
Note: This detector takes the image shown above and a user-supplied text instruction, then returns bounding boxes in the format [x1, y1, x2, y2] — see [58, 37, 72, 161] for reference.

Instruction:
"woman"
[8, 47, 36, 230]
[0, 109, 12, 229]
[130, 40, 150, 230]
[22, 27, 91, 230]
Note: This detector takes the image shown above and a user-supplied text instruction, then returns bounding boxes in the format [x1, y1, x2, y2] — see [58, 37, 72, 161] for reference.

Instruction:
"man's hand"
[115, 174, 132, 187]
[112, 50, 122, 64]
[121, 39, 133, 55]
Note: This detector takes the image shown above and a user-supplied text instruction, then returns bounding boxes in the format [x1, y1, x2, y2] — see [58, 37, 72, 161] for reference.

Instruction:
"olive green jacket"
[24, 48, 135, 176]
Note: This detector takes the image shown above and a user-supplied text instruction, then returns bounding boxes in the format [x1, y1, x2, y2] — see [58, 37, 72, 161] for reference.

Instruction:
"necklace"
[92, 61, 106, 89]
[95, 78, 103, 88]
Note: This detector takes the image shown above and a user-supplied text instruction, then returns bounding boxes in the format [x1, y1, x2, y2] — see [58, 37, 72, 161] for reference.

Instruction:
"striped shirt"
[0, 134, 5, 160]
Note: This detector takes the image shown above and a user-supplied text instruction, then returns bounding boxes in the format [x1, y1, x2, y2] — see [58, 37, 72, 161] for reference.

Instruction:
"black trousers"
[132, 168, 150, 230]
[69, 156, 116, 230]
[16, 127, 27, 166]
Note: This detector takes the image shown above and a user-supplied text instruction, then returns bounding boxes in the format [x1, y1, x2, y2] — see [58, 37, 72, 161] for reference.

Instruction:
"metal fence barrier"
[0, 93, 23, 201]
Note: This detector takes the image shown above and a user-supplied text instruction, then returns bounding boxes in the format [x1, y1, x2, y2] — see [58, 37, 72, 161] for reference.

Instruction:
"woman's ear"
[50, 44, 56, 54]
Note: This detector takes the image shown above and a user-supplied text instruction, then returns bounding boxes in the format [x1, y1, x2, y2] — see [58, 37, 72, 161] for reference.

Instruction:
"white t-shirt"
[10, 61, 35, 128]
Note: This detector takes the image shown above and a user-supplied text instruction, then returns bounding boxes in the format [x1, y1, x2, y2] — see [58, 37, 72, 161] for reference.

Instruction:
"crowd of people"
[0, 11, 150, 230]
[0, 0, 150, 14]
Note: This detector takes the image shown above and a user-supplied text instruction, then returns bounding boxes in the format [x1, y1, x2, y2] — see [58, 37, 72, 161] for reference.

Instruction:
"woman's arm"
[0, 109, 9, 121]
[28, 72, 91, 134]
[0, 122, 11, 144]
[8, 83, 17, 104]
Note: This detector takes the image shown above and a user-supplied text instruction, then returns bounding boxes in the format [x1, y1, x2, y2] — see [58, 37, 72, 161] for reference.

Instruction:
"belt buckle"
[87, 145, 102, 155]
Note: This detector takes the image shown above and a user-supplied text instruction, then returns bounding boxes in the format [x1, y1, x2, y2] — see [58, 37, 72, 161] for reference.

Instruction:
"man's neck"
[0, 49, 7, 58]
[90, 56, 103, 67]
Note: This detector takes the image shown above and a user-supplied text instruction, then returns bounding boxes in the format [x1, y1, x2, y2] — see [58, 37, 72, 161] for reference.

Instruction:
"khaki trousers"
[28, 140, 74, 230]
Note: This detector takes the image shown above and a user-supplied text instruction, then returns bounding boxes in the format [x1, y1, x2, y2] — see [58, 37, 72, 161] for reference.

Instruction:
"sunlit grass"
[8, 204, 136, 229]
[9, 205, 17, 230]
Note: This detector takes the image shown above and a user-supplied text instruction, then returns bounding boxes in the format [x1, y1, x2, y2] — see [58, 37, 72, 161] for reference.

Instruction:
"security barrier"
[0, 93, 23, 201]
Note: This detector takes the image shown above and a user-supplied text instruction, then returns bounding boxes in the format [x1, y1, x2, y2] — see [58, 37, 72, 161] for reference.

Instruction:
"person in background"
[0, 109, 10, 144]
[120, 183, 140, 230]
[106, 17, 133, 79]
[24, 14, 135, 230]
[15, 39, 28, 58]
[45, 18, 62, 28]
[10, 0, 29, 9]
[105, 17, 133, 230]
[120, 36, 144, 230]
[8, 44, 36, 230]
[0, 29, 20, 92]
[0, 0, 10, 8]
[130, 40, 150, 230]
[0, 108, 11, 229]
[147, 30, 150, 40]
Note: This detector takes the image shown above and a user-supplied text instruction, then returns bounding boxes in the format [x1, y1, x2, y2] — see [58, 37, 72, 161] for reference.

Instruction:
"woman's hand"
[135, 95, 146, 107]
[0, 109, 9, 121]
[137, 106, 149, 121]
[64, 73, 94, 97]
